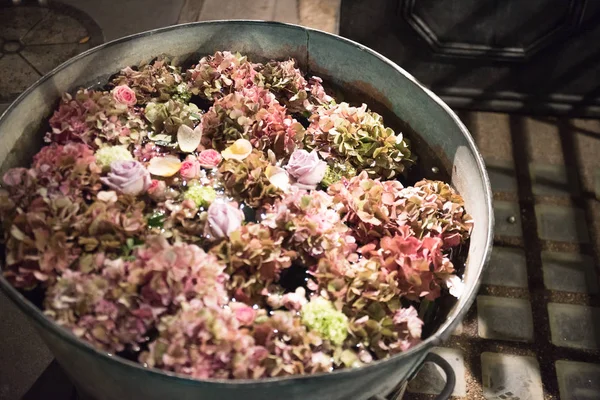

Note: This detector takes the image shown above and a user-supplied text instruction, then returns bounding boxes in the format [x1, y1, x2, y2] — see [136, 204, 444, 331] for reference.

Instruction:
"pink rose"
[100, 160, 151, 195]
[147, 179, 167, 200]
[285, 149, 327, 190]
[204, 201, 244, 239]
[197, 149, 222, 169]
[231, 303, 256, 326]
[112, 85, 137, 106]
[179, 159, 200, 179]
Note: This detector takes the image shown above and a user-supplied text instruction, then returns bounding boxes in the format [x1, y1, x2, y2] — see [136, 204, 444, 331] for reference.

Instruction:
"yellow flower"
[221, 139, 252, 161]
[147, 155, 182, 177]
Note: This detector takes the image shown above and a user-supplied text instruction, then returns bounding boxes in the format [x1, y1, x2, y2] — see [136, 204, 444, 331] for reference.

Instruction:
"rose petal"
[177, 124, 203, 153]
[265, 165, 290, 191]
[221, 139, 253, 161]
[147, 155, 182, 177]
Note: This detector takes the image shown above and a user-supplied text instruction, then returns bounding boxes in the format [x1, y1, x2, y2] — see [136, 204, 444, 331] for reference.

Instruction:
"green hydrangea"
[321, 162, 357, 187]
[301, 297, 349, 345]
[144, 100, 201, 138]
[183, 185, 216, 208]
[305, 103, 414, 179]
[95, 146, 133, 169]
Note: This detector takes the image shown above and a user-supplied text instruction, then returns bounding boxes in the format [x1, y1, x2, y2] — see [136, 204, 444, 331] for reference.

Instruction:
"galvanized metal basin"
[0, 21, 493, 400]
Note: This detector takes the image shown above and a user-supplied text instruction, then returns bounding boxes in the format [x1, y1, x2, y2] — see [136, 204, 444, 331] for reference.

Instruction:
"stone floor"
[1, 1, 600, 400]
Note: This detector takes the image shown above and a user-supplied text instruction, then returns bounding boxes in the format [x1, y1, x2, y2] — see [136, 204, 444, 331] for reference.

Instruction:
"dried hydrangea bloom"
[44, 267, 153, 353]
[212, 223, 296, 305]
[329, 172, 472, 248]
[95, 145, 134, 169]
[3, 195, 82, 289]
[321, 161, 357, 187]
[305, 102, 414, 178]
[218, 149, 285, 207]
[47, 89, 147, 148]
[142, 298, 269, 379]
[151, 200, 205, 243]
[201, 86, 304, 156]
[144, 99, 202, 139]
[128, 235, 229, 309]
[253, 309, 358, 376]
[375, 225, 455, 301]
[312, 247, 428, 358]
[186, 51, 260, 99]
[261, 188, 356, 264]
[75, 196, 148, 255]
[32, 142, 102, 200]
[111, 58, 190, 104]
[259, 59, 333, 113]
[397, 179, 473, 248]
[328, 171, 405, 242]
[301, 297, 348, 345]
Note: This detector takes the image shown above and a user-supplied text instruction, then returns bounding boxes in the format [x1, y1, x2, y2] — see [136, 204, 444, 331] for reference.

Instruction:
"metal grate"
[405, 112, 600, 400]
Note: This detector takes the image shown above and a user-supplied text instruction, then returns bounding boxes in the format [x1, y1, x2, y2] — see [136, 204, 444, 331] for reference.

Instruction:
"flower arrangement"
[0, 52, 472, 380]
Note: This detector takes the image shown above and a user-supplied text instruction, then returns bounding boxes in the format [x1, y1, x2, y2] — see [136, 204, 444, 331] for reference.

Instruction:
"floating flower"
[265, 165, 290, 192]
[147, 155, 182, 177]
[100, 160, 151, 196]
[183, 185, 217, 208]
[177, 124, 203, 153]
[205, 201, 244, 239]
[179, 157, 200, 179]
[112, 85, 137, 106]
[147, 179, 167, 200]
[285, 149, 327, 190]
[443, 275, 465, 298]
[197, 149, 222, 169]
[97, 190, 118, 203]
[221, 138, 252, 161]
[95, 146, 133, 169]
[301, 297, 348, 345]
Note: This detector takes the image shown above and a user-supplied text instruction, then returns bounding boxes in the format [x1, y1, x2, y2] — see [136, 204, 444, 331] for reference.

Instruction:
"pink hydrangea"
[32, 142, 101, 198]
[261, 188, 356, 263]
[129, 236, 229, 309]
[186, 51, 260, 99]
[47, 89, 147, 148]
[142, 298, 269, 379]
[201, 86, 304, 156]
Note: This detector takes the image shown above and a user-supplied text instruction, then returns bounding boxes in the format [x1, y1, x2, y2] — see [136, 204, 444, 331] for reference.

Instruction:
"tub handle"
[372, 352, 456, 400]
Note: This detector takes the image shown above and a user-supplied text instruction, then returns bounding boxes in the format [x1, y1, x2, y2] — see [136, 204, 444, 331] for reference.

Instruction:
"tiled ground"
[406, 113, 600, 400]
[2, 1, 600, 400]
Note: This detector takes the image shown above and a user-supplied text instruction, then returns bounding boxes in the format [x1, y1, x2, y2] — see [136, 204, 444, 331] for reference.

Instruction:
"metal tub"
[0, 21, 493, 400]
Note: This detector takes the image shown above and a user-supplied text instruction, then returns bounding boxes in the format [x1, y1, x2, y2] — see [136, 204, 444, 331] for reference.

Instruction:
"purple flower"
[100, 160, 151, 195]
[285, 149, 327, 190]
[204, 201, 244, 239]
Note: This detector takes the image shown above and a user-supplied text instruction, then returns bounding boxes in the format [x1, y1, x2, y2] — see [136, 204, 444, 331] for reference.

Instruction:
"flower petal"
[177, 124, 203, 153]
[221, 139, 252, 161]
[147, 155, 182, 177]
[265, 165, 290, 191]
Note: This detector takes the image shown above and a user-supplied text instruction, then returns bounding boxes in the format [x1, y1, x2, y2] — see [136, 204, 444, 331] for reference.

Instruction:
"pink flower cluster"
[202, 86, 304, 156]
[47, 89, 147, 148]
[0, 51, 473, 381]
